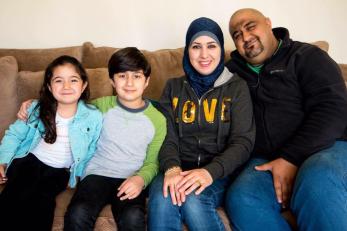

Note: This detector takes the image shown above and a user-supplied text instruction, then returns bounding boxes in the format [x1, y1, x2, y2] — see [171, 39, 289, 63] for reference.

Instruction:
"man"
[225, 8, 347, 231]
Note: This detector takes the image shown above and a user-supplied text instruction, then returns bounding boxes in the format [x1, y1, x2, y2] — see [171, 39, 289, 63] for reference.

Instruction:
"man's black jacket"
[226, 27, 347, 166]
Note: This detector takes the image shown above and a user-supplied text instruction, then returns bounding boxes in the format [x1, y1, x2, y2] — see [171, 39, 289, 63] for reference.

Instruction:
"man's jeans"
[225, 141, 347, 231]
[148, 174, 229, 231]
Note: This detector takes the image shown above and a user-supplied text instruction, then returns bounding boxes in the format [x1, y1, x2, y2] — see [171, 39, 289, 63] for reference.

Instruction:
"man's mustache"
[244, 37, 259, 49]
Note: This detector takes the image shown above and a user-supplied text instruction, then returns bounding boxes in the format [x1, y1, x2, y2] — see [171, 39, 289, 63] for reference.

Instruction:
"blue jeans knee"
[225, 158, 291, 231]
[148, 174, 228, 231]
[291, 141, 347, 231]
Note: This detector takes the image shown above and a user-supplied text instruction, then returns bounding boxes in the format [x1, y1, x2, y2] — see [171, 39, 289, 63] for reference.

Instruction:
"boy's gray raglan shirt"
[82, 96, 166, 186]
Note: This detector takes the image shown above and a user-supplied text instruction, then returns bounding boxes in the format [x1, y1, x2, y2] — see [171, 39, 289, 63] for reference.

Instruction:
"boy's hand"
[117, 175, 144, 200]
[17, 99, 33, 121]
[255, 157, 298, 208]
[0, 164, 8, 184]
[177, 168, 213, 196]
[163, 167, 185, 206]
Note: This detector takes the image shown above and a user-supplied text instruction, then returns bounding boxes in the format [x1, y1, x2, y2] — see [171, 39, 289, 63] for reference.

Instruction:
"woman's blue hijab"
[183, 17, 225, 98]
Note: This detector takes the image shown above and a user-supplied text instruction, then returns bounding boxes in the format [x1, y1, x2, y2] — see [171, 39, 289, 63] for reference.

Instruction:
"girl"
[0, 55, 102, 231]
[148, 17, 255, 231]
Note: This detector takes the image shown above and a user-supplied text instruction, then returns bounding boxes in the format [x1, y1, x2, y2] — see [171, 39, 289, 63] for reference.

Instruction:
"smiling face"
[229, 9, 278, 65]
[188, 35, 221, 75]
[49, 63, 87, 106]
[111, 70, 149, 109]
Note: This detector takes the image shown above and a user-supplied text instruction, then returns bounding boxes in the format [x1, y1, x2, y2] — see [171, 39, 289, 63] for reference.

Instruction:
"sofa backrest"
[0, 56, 18, 138]
[0, 41, 345, 140]
[82, 42, 186, 100]
[0, 46, 83, 72]
[339, 64, 347, 82]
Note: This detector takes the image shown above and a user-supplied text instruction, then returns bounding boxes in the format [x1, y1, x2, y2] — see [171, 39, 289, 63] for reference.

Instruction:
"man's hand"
[17, 99, 33, 121]
[177, 168, 213, 196]
[117, 175, 144, 200]
[255, 158, 298, 208]
[0, 164, 8, 184]
[163, 167, 185, 206]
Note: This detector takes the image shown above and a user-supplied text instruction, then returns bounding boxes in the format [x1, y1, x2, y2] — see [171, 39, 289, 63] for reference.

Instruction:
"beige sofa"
[0, 41, 346, 231]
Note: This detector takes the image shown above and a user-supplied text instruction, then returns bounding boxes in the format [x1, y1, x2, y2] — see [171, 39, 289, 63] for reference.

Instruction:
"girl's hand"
[177, 168, 213, 196]
[117, 175, 144, 200]
[163, 167, 185, 206]
[17, 99, 33, 121]
[0, 164, 8, 184]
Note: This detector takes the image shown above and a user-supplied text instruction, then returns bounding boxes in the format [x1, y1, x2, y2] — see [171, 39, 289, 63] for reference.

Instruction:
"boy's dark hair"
[34, 55, 90, 144]
[108, 47, 151, 79]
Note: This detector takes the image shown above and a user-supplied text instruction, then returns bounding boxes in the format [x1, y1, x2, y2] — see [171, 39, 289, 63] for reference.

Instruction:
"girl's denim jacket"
[0, 100, 103, 187]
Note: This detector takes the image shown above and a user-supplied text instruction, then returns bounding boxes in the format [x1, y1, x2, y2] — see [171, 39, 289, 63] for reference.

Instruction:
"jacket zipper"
[184, 81, 214, 167]
[258, 71, 273, 150]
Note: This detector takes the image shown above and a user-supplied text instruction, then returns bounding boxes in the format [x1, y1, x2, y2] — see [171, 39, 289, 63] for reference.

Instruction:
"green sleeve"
[136, 105, 167, 187]
[90, 96, 116, 114]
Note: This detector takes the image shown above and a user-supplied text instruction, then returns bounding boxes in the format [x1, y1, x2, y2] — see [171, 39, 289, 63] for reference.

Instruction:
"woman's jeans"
[148, 174, 229, 231]
[225, 141, 347, 231]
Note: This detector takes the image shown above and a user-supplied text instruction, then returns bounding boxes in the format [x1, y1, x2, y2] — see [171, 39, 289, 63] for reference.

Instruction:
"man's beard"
[244, 37, 264, 59]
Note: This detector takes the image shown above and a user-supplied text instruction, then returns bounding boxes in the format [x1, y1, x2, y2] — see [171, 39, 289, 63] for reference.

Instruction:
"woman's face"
[188, 35, 221, 75]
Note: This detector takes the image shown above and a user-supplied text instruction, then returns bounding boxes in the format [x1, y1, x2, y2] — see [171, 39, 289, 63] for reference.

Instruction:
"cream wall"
[0, 0, 346, 63]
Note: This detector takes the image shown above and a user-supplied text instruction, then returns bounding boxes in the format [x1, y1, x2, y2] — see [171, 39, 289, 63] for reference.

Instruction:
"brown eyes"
[247, 25, 255, 31]
[52, 78, 80, 83]
[191, 44, 217, 49]
[117, 74, 143, 79]
[233, 25, 256, 40]
[233, 34, 241, 40]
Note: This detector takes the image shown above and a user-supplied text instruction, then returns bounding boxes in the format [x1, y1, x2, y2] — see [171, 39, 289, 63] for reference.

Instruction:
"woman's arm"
[203, 78, 255, 180]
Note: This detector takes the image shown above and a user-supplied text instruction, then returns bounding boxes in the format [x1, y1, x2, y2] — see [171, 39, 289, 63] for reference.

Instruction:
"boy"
[17, 47, 166, 231]
[64, 47, 167, 231]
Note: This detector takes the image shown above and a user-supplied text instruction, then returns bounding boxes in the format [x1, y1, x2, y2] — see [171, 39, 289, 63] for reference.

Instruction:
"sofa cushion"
[142, 48, 184, 100]
[0, 46, 83, 72]
[0, 56, 18, 139]
[87, 68, 114, 100]
[17, 70, 44, 104]
[82, 42, 185, 100]
[339, 64, 347, 82]
[82, 42, 119, 69]
[311, 41, 329, 52]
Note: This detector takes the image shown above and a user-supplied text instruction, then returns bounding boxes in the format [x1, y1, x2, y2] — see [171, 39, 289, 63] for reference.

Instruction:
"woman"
[148, 17, 255, 231]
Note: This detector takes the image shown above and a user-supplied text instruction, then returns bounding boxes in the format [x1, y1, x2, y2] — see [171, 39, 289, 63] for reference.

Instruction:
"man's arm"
[257, 46, 347, 208]
[279, 46, 347, 165]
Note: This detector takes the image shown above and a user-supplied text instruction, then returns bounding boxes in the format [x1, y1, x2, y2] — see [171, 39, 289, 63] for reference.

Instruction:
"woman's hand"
[117, 175, 144, 200]
[163, 167, 185, 206]
[177, 168, 213, 196]
[17, 99, 33, 121]
[0, 164, 7, 184]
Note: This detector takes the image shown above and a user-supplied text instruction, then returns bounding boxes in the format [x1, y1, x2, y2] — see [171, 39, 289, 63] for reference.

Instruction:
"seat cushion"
[0, 56, 18, 139]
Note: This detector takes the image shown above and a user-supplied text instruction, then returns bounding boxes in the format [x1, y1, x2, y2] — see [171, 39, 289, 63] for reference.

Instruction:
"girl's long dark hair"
[34, 55, 90, 144]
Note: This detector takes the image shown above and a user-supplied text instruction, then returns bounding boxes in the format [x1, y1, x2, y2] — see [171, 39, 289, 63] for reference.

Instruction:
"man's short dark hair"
[108, 47, 151, 79]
